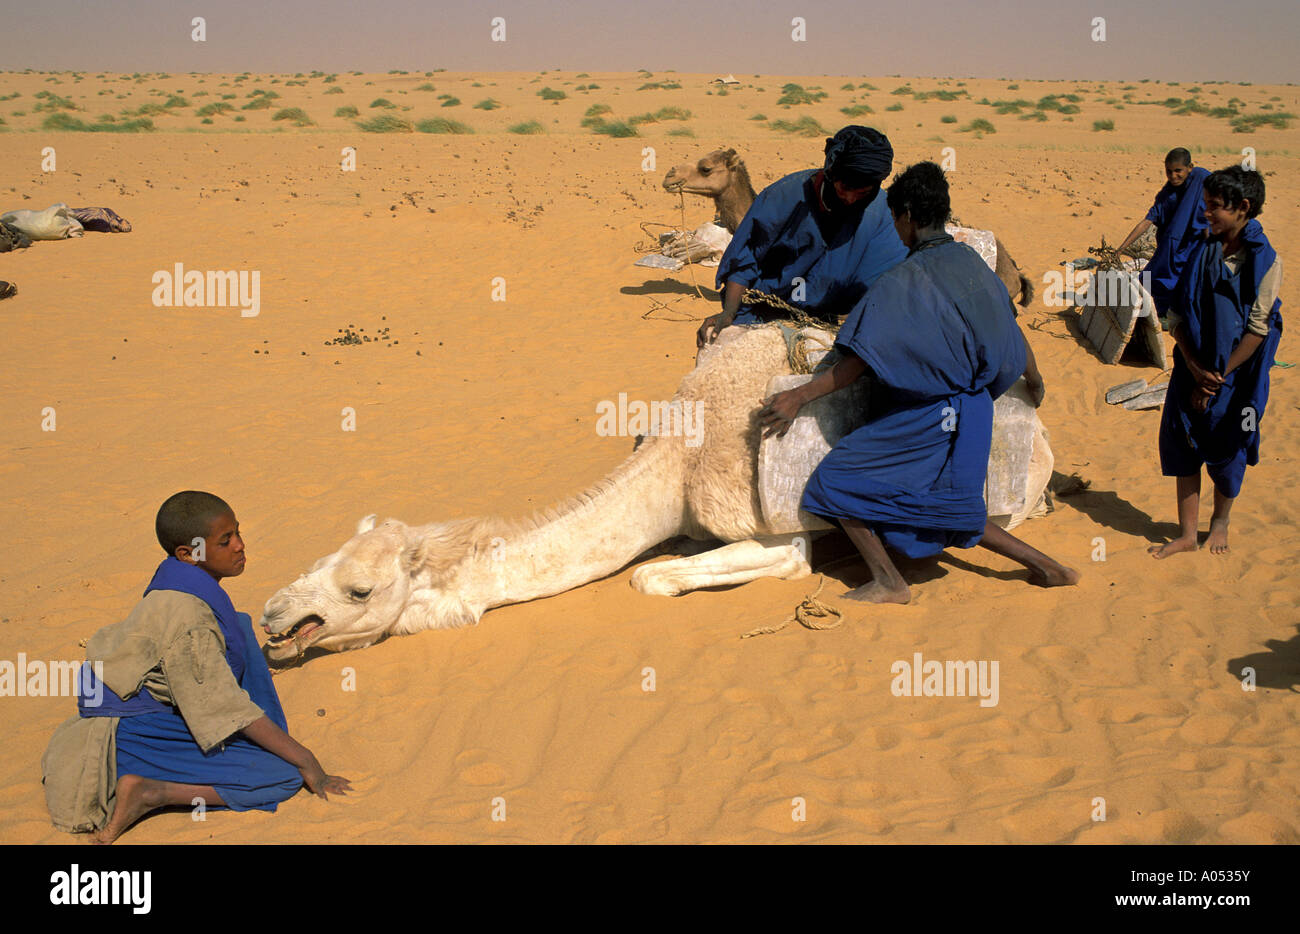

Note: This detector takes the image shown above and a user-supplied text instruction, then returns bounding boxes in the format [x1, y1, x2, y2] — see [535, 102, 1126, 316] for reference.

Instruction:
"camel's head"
[662, 148, 747, 199]
[259, 514, 481, 665]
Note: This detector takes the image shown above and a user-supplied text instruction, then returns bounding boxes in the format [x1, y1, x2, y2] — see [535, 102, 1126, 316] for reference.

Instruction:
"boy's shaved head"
[1165, 148, 1193, 167]
[156, 490, 233, 556]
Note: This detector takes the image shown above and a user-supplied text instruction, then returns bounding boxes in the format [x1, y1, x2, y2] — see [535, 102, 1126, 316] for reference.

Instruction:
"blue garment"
[79, 557, 254, 717]
[101, 558, 298, 812]
[801, 234, 1025, 558]
[1159, 219, 1283, 497]
[716, 169, 907, 324]
[1144, 166, 1210, 314]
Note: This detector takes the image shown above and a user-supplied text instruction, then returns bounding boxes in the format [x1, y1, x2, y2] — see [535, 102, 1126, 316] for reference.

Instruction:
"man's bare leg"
[1150, 474, 1200, 558]
[840, 518, 911, 604]
[94, 774, 226, 845]
[978, 522, 1080, 586]
[1207, 485, 1235, 555]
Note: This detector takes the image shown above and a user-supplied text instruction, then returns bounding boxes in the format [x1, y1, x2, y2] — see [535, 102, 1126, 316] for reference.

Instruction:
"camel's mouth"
[264, 614, 327, 656]
[664, 178, 686, 193]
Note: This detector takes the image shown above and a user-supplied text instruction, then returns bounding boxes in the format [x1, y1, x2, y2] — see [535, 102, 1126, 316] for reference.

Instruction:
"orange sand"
[1, 71, 1298, 843]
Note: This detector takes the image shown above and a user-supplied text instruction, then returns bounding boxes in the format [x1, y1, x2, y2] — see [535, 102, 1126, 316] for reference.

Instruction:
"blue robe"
[801, 234, 1026, 558]
[1144, 166, 1210, 315]
[716, 169, 908, 324]
[83, 558, 300, 812]
[1158, 219, 1283, 498]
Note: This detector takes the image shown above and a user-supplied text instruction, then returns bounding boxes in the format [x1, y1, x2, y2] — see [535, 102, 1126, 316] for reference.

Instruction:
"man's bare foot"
[1149, 537, 1198, 559]
[842, 581, 911, 604]
[1028, 562, 1080, 587]
[1207, 518, 1230, 555]
[94, 774, 166, 845]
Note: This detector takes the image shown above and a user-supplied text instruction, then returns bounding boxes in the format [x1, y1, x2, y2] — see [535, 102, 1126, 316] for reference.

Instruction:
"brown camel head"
[662, 148, 757, 233]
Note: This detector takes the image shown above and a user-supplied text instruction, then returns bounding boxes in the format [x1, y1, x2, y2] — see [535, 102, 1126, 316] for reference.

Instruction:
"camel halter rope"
[740, 576, 843, 638]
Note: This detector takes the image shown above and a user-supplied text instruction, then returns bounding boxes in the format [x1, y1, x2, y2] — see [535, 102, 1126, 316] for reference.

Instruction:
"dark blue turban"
[823, 126, 893, 188]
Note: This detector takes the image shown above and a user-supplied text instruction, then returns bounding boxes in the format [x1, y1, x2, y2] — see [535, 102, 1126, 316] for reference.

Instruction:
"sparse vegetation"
[776, 83, 828, 107]
[416, 117, 472, 133]
[473, 99, 501, 110]
[591, 120, 637, 137]
[356, 114, 413, 132]
[960, 117, 996, 135]
[272, 107, 314, 126]
[1092, 119, 1115, 131]
[538, 87, 567, 100]
[840, 104, 874, 116]
[334, 105, 359, 118]
[768, 115, 829, 137]
[507, 120, 544, 134]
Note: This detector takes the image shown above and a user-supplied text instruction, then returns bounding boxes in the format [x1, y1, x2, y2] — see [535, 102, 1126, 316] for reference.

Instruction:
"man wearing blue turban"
[697, 126, 909, 346]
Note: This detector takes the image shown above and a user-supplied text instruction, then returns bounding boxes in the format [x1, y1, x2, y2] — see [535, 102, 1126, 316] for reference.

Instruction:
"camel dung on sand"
[260, 324, 1053, 664]
[660, 147, 1036, 307]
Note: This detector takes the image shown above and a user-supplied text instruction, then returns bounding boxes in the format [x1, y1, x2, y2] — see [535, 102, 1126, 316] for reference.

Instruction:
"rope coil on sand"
[741, 576, 844, 639]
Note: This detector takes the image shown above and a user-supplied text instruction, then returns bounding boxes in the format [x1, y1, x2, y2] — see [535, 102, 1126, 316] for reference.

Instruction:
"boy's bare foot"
[842, 581, 911, 604]
[94, 774, 165, 845]
[1029, 562, 1080, 587]
[1149, 537, 1198, 559]
[1207, 518, 1230, 555]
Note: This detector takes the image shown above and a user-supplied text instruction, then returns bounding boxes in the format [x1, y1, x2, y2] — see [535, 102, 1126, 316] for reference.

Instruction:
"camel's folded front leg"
[630, 534, 812, 596]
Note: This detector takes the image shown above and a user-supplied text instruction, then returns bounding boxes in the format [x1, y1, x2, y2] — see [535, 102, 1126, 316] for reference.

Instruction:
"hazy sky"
[2, 0, 1297, 83]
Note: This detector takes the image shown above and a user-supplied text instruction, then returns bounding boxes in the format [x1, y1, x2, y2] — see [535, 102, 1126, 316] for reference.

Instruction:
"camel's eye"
[349, 587, 372, 601]
[698, 165, 711, 175]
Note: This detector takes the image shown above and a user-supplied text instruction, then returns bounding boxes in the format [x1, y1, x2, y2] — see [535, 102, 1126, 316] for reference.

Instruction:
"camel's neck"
[717, 168, 757, 233]
[460, 437, 687, 612]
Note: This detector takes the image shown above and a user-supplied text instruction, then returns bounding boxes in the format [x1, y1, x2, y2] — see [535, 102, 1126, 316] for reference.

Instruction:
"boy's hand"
[697, 311, 734, 348]
[758, 390, 803, 439]
[300, 761, 352, 799]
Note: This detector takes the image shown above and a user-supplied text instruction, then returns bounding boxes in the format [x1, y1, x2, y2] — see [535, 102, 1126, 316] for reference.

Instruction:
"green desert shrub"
[325, 86, 343, 94]
[356, 114, 412, 132]
[885, 102, 904, 112]
[1092, 119, 1115, 131]
[43, 112, 153, 132]
[961, 117, 996, 134]
[538, 87, 566, 100]
[1230, 112, 1295, 132]
[768, 115, 829, 136]
[272, 107, 313, 126]
[195, 101, 234, 116]
[415, 117, 472, 133]
[507, 120, 544, 134]
[777, 83, 827, 106]
[334, 105, 359, 117]
[591, 120, 637, 137]
[940, 114, 957, 123]
[840, 104, 873, 116]
[473, 98, 501, 110]
[369, 97, 396, 109]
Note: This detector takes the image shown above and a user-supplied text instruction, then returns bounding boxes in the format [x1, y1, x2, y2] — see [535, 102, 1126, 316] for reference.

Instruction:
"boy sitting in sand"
[42, 491, 350, 843]
[1116, 148, 1211, 324]
[1151, 166, 1283, 558]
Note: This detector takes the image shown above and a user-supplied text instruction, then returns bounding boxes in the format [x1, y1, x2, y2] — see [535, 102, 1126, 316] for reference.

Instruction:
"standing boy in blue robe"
[43, 491, 350, 843]
[758, 162, 1077, 603]
[1151, 166, 1283, 558]
[697, 125, 908, 346]
[1117, 148, 1211, 322]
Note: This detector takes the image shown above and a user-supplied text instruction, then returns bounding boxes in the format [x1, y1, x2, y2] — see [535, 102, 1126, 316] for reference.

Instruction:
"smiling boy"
[1151, 167, 1283, 558]
[42, 491, 350, 843]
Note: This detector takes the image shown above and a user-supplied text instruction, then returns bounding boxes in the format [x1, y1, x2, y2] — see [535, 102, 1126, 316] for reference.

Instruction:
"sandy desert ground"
[1, 69, 1298, 843]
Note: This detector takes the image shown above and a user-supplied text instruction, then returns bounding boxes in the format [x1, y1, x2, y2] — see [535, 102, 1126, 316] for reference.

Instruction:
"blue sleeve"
[715, 206, 760, 289]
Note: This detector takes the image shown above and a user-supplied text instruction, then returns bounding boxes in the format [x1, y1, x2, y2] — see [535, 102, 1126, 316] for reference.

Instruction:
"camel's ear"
[356, 514, 378, 535]
[722, 148, 739, 166]
[402, 536, 427, 575]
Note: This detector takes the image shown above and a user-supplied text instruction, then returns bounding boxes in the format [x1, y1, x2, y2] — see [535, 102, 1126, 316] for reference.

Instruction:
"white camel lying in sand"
[260, 324, 1053, 663]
